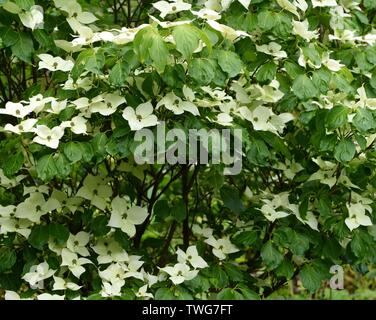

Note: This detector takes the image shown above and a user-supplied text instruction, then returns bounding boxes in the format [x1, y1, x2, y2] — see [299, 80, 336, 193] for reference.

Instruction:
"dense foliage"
[0, 0, 376, 300]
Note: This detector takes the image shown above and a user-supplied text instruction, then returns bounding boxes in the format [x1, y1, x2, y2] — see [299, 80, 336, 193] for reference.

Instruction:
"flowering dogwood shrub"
[0, 0, 376, 300]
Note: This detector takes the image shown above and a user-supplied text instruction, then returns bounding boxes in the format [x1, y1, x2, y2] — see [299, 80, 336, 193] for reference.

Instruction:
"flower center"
[46, 136, 52, 141]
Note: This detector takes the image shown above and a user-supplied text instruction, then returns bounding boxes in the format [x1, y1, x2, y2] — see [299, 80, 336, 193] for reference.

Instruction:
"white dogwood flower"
[159, 263, 198, 284]
[311, 0, 337, 7]
[54, 0, 97, 24]
[38, 54, 74, 72]
[136, 285, 153, 299]
[53, 276, 82, 291]
[90, 93, 126, 116]
[22, 262, 56, 287]
[256, 42, 287, 59]
[37, 293, 65, 300]
[16, 192, 60, 223]
[61, 248, 92, 278]
[76, 174, 112, 211]
[157, 92, 199, 115]
[152, 0, 192, 19]
[92, 238, 129, 264]
[204, 237, 239, 260]
[4, 119, 38, 135]
[61, 115, 88, 134]
[345, 203, 373, 231]
[191, 8, 221, 20]
[0, 102, 34, 118]
[176, 245, 208, 269]
[19, 5, 44, 30]
[292, 20, 319, 42]
[108, 196, 148, 237]
[122, 101, 158, 131]
[33, 125, 65, 149]
[66, 232, 90, 257]
[0, 217, 32, 238]
[322, 52, 344, 72]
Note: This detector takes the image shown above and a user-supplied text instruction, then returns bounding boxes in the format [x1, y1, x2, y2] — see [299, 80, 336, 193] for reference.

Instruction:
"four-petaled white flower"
[176, 245, 208, 269]
[204, 237, 239, 260]
[122, 101, 158, 131]
[345, 202, 373, 231]
[90, 93, 126, 116]
[159, 263, 198, 284]
[16, 192, 60, 223]
[0, 102, 34, 118]
[4, 119, 38, 135]
[61, 115, 88, 134]
[256, 42, 287, 59]
[22, 262, 56, 288]
[53, 276, 82, 291]
[135, 285, 153, 299]
[292, 20, 319, 42]
[157, 92, 199, 115]
[33, 125, 65, 149]
[38, 54, 74, 72]
[311, 0, 337, 7]
[152, 0, 192, 19]
[92, 238, 129, 264]
[66, 231, 90, 257]
[61, 248, 92, 278]
[108, 196, 148, 237]
[19, 5, 44, 30]
[76, 174, 112, 211]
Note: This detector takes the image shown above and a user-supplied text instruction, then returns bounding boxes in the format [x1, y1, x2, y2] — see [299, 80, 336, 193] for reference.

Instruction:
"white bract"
[122, 101, 158, 131]
[33, 125, 65, 149]
[19, 5, 44, 30]
[61, 248, 92, 278]
[38, 54, 74, 72]
[204, 237, 239, 260]
[22, 262, 56, 287]
[108, 196, 148, 237]
[152, 0, 192, 19]
[159, 263, 198, 284]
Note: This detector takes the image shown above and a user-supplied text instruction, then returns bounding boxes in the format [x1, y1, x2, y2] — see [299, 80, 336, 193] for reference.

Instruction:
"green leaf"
[155, 288, 175, 300]
[36, 154, 58, 181]
[257, 11, 276, 30]
[109, 61, 129, 88]
[255, 62, 277, 83]
[325, 105, 348, 129]
[28, 225, 49, 250]
[64, 142, 83, 163]
[258, 131, 291, 159]
[292, 74, 319, 100]
[247, 139, 271, 166]
[233, 230, 259, 246]
[275, 259, 294, 279]
[172, 25, 200, 60]
[0, 247, 17, 272]
[11, 33, 34, 63]
[0, 26, 18, 47]
[55, 153, 72, 178]
[300, 263, 325, 293]
[220, 185, 244, 214]
[15, 0, 34, 10]
[217, 288, 237, 300]
[49, 223, 69, 246]
[284, 61, 304, 79]
[3, 151, 24, 176]
[90, 215, 110, 236]
[217, 50, 243, 77]
[33, 29, 56, 49]
[188, 58, 216, 85]
[353, 108, 376, 132]
[334, 139, 356, 163]
[364, 0, 376, 9]
[261, 241, 284, 270]
[134, 26, 168, 73]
